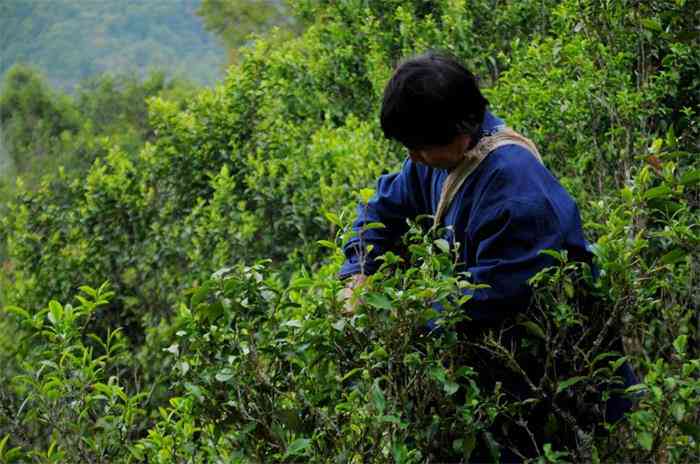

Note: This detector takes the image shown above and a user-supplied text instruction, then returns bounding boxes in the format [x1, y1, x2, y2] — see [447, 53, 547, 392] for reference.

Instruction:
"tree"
[197, 0, 296, 62]
[0, 64, 79, 172]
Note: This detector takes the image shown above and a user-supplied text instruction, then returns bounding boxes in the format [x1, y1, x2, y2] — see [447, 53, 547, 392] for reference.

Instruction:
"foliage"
[0, 283, 147, 463]
[3, 220, 698, 462]
[0, 65, 197, 193]
[0, 64, 80, 173]
[0, 0, 224, 91]
[197, 0, 299, 64]
[1, 0, 698, 462]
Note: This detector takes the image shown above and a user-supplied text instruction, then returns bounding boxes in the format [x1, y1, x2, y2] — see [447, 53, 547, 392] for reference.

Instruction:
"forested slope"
[0, 0, 224, 91]
[0, 0, 698, 462]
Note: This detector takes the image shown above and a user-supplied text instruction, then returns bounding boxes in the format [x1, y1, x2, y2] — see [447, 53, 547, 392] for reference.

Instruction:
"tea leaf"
[364, 292, 393, 310]
[284, 438, 311, 458]
[556, 376, 587, 394]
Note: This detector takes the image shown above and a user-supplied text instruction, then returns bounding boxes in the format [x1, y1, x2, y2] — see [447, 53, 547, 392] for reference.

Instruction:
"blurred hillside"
[0, 0, 226, 92]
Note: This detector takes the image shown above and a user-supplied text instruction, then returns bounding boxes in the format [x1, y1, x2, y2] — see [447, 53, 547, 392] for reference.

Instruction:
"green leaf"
[430, 366, 446, 383]
[543, 443, 570, 461]
[334, 402, 352, 413]
[331, 319, 346, 331]
[92, 382, 114, 396]
[621, 186, 633, 202]
[185, 383, 204, 403]
[284, 438, 311, 458]
[458, 294, 473, 305]
[392, 442, 408, 463]
[190, 283, 211, 307]
[670, 402, 686, 421]
[564, 281, 574, 299]
[370, 346, 388, 360]
[643, 185, 673, 200]
[380, 414, 401, 424]
[641, 18, 662, 32]
[317, 240, 336, 249]
[201, 302, 223, 322]
[216, 369, 234, 382]
[637, 431, 653, 451]
[289, 277, 314, 290]
[324, 211, 340, 226]
[660, 248, 686, 266]
[79, 285, 98, 298]
[371, 381, 386, 413]
[211, 267, 233, 280]
[680, 168, 700, 186]
[362, 221, 385, 230]
[364, 292, 393, 310]
[519, 321, 546, 340]
[590, 351, 619, 367]
[48, 300, 63, 325]
[4, 306, 30, 320]
[434, 239, 450, 253]
[164, 343, 179, 356]
[673, 335, 687, 355]
[443, 379, 460, 396]
[359, 188, 375, 204]
[341, 367, 361, 382]
[455, 366, 475, 379]
[539, 248, 565, 263]
[3, 446, 24, 462]
[556, 376, 587, 394]
[610, 355, 628, 372]
[453, 438, 463, 454]
[484, 431, 501, 462]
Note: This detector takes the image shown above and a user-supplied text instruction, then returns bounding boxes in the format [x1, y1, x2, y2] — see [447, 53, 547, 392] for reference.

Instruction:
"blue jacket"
[340, 111, 593, 322]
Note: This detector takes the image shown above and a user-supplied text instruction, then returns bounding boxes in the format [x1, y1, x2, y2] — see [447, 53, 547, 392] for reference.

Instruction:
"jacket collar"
[480, 110, 506, 137]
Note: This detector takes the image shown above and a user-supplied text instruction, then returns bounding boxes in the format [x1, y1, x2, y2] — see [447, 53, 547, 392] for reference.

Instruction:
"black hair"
[380, 51, 489, 149]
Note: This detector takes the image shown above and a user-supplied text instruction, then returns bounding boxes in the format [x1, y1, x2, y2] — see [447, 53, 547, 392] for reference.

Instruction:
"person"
[339, 51, 593, 321]
[338, 51, 636, 461]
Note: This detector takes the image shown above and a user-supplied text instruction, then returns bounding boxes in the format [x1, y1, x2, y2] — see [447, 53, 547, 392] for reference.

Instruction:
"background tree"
[197, 0, 298, 63]
[0, 64, 197, 191]
[0, 64, 79, 174]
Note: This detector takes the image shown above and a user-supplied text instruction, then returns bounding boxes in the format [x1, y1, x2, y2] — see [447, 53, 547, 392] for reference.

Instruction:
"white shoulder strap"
[433, 127, 543, 227]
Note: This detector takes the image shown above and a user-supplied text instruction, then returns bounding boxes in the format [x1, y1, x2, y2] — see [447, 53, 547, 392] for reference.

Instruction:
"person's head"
[380, 51, 488, 169]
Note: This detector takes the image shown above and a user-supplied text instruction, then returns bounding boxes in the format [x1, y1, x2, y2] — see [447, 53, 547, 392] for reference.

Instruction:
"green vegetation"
[0, 64, 198, 204]
[197, 0, 298, 63]
[0, 0, 698, 462]
[0, 0, 224, 91]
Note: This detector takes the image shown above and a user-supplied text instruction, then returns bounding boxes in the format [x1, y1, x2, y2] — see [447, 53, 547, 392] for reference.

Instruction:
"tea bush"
[1, 0, 698, 461]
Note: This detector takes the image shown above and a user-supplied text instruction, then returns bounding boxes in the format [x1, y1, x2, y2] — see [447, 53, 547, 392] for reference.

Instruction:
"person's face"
[407, 133, 471, 170]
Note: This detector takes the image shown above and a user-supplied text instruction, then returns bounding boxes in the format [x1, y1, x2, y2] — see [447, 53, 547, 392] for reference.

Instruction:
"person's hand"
[340, 274, 367, 315]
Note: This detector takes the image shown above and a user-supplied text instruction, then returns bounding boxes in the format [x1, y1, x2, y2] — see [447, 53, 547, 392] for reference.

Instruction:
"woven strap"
[433, 127, 543, 227]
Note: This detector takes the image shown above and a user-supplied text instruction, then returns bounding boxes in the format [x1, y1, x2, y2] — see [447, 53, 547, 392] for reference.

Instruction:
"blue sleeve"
[339, 159, 427, 278]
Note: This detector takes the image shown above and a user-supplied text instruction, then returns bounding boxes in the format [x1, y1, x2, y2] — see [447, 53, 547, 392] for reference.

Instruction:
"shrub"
[1, 0, 698, 461]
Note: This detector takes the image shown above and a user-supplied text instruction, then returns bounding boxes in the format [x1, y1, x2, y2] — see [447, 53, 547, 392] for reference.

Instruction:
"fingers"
[341, 274, 367, 315]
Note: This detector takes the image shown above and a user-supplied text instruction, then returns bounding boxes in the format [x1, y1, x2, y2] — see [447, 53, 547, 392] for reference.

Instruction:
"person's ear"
[457, 133, 472, 154]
